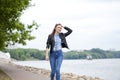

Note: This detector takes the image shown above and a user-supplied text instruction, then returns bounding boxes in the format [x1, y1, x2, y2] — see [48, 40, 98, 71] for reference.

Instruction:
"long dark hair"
[50, 23, 62, 38]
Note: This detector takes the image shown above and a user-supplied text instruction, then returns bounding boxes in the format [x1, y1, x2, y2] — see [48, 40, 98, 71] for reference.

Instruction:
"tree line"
[3, 48, 45, 60]
[64, 48, 120, 59]
[2, 48, 120, 60]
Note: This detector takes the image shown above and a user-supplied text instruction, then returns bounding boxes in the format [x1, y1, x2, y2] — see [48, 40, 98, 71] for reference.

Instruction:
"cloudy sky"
[18, 0, 120, 51]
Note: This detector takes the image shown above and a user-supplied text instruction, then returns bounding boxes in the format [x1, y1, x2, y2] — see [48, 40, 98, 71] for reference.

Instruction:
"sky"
[16, 0, 120, 51]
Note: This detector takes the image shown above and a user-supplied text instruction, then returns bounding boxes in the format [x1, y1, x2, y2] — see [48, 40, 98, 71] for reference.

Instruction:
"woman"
[45, 23, 72, 80]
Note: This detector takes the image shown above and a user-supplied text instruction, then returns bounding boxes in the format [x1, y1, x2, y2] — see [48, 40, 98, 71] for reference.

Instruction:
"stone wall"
[14, 64, 103, 80]
[0, 51, 11, 63]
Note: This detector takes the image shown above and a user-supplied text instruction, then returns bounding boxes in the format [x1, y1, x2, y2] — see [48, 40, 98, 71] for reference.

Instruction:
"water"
[13, 59, 120, 80]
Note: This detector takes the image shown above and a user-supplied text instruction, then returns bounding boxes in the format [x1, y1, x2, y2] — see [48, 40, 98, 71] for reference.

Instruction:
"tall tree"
[0, 0, 38, 50]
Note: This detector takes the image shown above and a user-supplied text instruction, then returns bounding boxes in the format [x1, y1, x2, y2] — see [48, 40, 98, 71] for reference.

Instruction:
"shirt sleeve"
[64, 26, 73, 37]
[46, 35, 51, 49]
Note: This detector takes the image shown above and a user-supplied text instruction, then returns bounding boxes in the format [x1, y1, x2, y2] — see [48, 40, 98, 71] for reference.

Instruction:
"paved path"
[0, 62, 49, 80]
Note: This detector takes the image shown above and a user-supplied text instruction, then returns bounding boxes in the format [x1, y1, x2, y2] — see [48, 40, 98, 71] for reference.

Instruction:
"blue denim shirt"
[53, 34, 62, 51]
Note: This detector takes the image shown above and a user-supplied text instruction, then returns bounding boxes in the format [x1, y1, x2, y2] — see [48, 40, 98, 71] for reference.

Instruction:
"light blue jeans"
[50, 50, 63, 80]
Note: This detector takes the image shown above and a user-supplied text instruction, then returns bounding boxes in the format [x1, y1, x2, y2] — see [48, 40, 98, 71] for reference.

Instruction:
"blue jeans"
[50, 50, 63, 80]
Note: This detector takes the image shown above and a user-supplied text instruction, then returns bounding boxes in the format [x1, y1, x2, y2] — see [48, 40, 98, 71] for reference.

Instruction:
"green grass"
[0, 69, 12, 80]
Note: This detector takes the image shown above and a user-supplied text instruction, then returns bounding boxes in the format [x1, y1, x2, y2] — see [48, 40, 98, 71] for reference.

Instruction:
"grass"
[0, 69, 12, 80]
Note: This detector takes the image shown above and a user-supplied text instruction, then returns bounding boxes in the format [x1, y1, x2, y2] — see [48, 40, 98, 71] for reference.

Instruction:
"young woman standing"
[45, 23, 72, 80]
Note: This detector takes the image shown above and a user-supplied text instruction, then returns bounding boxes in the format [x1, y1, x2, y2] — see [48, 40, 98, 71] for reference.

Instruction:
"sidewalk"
[0, 62, 49, 80]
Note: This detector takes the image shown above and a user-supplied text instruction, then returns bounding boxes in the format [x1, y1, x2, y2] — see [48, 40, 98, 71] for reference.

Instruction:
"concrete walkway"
[0, 62, 49, 80]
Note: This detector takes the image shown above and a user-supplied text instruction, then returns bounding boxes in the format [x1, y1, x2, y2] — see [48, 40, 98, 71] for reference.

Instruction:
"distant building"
[86, 54, 92, 60]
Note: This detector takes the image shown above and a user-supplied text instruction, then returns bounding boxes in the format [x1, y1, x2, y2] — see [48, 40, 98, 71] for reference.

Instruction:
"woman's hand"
[45, 48, 49, 61]
[45, 54, 49, 61]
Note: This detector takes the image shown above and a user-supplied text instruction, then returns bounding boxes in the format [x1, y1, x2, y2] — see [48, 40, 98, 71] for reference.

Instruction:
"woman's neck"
[55, 32, 59, 35]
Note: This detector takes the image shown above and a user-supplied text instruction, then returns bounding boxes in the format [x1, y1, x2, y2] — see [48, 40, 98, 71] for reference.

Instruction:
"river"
[13, 59, 120, 80]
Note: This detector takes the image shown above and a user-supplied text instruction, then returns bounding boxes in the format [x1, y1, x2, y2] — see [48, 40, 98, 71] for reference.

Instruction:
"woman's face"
[55, 25, 62, 33]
